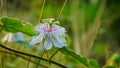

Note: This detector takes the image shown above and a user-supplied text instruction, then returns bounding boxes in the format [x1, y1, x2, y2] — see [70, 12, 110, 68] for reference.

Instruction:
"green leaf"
[103, 65, 116, 68]
[89, 59, 100, 68]
[0, 17, 37, 36]
[60, 47, 89, 67]
[112, 53, 120, 64]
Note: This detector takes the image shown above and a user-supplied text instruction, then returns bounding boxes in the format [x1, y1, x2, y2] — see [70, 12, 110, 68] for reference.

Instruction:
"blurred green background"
[0, 0, 120, 68]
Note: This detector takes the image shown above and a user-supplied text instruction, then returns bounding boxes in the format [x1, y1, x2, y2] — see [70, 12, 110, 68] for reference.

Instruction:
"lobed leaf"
[60, 47, 89, 67]
[0, 17, 37, 36]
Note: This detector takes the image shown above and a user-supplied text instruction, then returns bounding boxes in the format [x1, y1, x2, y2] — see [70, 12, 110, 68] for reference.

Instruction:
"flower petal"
[54, 35, 66, 43]
[35, 24, 43, 33]
[30, 34, 44, 45]
[35, 23, 47, 34]
[44, 35, 52, 50]
[51, 25, 66, 36]
[1, 33, 13, 42]
[51, 35, 66, 48]
[35, 24, 41, 33]
[14, 32, 25, 41]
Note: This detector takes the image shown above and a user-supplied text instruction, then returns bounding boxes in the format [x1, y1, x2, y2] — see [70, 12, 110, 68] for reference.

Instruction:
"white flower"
[30, 19, 66, 50]
[1, 32, 25, 43]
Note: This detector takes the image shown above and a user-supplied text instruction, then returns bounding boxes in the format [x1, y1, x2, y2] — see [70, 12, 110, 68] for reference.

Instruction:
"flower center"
[42, 25, 57, 33]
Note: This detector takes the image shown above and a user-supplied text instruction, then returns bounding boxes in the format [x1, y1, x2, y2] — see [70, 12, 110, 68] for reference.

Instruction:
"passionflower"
[30, 18, 66, 50]
[1, 32, 25, 42]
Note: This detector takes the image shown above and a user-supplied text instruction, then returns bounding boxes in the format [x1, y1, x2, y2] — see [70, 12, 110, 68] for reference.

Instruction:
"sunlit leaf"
[0, 17, 37, 36]
[103, 65, 116, 68]
[108, 53, 120, 67]
[60, 47, 89, 67]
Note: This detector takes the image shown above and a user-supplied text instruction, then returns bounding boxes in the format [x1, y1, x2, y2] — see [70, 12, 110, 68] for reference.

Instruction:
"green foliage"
[103, 65, 116, 68]
[110, 53, 120, 67]
[60, 47, 89, 67]
[104, 53, 120, 68]
[0, 17, 37, 36]
[89, 59, 100, 68]
[0, 0, 120, 68]
[60, 47, 101, 68]
[113, 54, 120, 64]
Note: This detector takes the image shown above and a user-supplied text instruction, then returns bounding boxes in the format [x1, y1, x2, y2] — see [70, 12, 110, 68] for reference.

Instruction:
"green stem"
[38, 0, 46, 23]
[27, 57, 31, 68]
[27, 50, 33, 68]
[57, 0, 67, 20]
[35, 50, 45, 68]
[89, 21, 101, 52]
[49, 49, 60, 60]
[0, 44, 67, 68]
